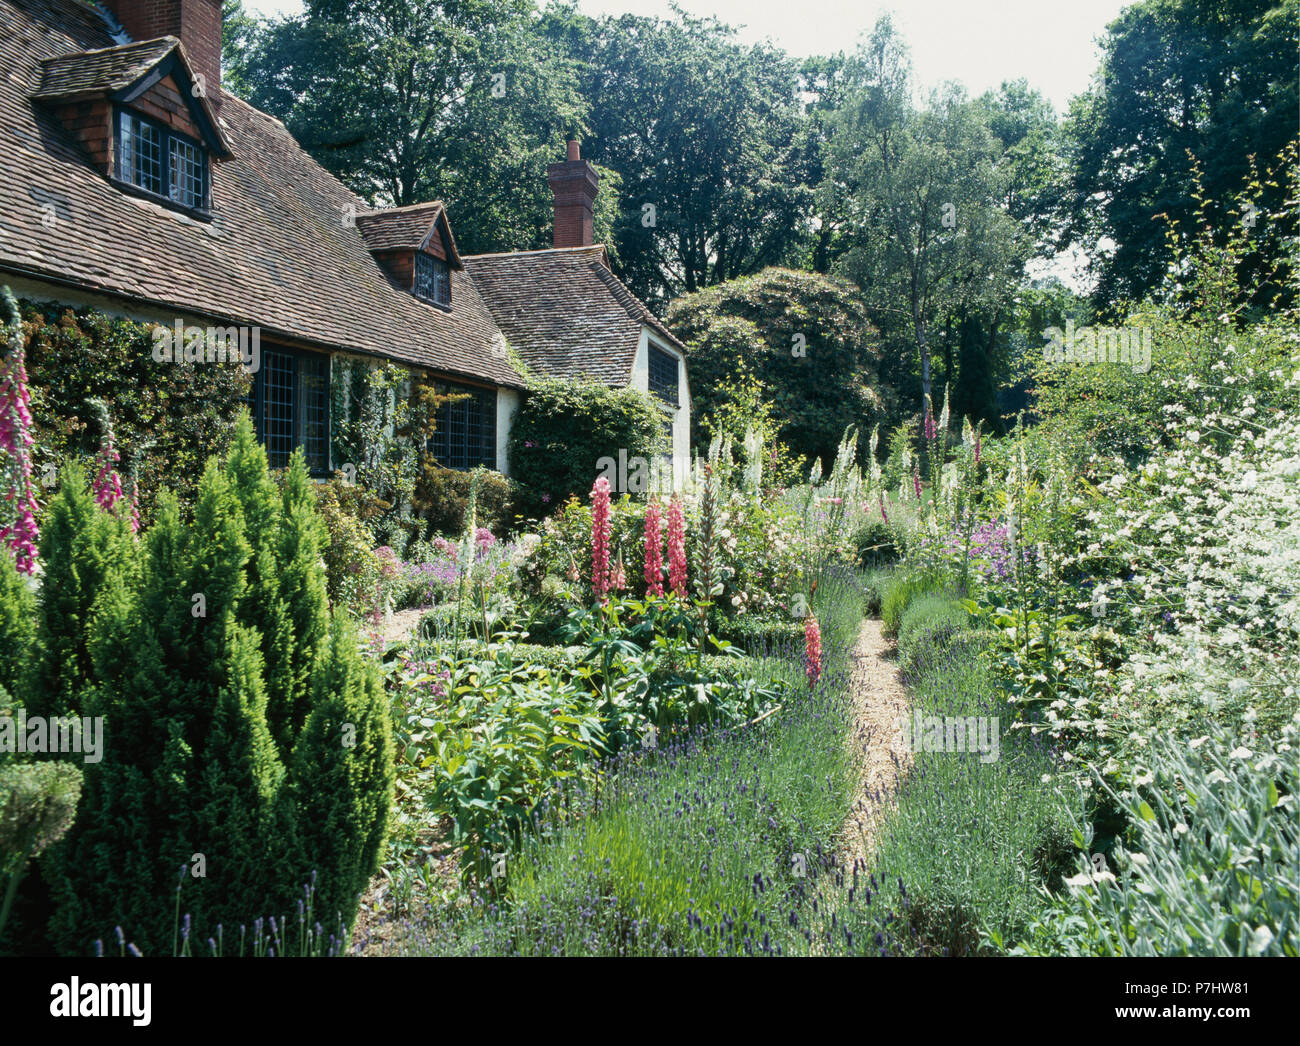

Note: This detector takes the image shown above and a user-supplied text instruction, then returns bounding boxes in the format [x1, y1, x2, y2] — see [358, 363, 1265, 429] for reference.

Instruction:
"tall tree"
[827, 17, 1026, 411]
[1061, 0, 1298, 311]
[541, 6, 815, 304]
[236, 0, 587, 254]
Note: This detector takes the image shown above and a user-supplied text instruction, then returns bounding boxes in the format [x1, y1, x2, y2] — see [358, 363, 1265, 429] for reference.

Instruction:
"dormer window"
[415, 253, 451, 307]
[116, 107, 210, 213]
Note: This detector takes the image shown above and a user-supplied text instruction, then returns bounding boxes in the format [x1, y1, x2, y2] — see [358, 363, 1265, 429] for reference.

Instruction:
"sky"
[243, 0, 1132, 115]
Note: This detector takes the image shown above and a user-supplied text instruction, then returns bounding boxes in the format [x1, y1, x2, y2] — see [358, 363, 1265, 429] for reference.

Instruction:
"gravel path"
[838, 618, 912, 871]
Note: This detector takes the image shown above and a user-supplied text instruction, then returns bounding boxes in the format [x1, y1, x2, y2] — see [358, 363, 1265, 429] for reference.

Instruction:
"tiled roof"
[0, 0, 523, 388]
[32, 35, 176, 98]
[465, 246, 684, 386]
[355, 201, 460, 261]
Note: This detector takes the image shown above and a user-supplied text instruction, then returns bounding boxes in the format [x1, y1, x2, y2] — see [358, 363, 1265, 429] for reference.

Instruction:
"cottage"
[0, 0, 691, 484]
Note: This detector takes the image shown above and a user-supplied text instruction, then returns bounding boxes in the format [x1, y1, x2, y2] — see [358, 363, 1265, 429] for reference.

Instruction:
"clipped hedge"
[507, 377, 664, 518]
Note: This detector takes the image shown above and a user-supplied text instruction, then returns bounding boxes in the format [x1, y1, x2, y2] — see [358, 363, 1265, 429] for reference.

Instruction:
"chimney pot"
[566, 139, 580, 162]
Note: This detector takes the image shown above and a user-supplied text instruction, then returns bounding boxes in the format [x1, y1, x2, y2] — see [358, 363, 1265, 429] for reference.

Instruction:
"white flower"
[1173, 823, 1189, 836]
[1247, 925, 1275, 956]
[1229, 746, 1252, 760]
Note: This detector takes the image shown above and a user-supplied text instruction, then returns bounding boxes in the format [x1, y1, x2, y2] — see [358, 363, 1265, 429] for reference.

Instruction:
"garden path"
[838, 619, 911, 871]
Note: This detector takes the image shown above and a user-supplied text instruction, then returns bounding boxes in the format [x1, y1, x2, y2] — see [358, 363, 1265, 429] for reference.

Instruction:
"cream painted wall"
[629, 329, 692, 489]
[495, 386, 521, 475]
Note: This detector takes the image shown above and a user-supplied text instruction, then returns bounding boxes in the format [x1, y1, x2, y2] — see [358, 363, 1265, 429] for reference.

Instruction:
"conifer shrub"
[0, 555, 34, 695]
[24, 462, 135, 718]
[37, 415, 393, 955]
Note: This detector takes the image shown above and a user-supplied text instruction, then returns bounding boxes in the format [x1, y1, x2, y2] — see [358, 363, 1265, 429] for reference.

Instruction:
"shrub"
[879, 567, 951, 637]
[665, 268, 897, 464]
[24, 462, 136, 718]
[1011, 719, 1300, 957]
[0, 555, 34, 695]
[896, 595, 968, 681]
[0, 760, 82, 950]
[413, 464, 516, 537]
[850, 517, 899, 568]
[711, 614, 803, 657]
[312, 479, 387, 619]
[40, 420, 393, 955]
[18, 300, 249, 520]
[839, 638, 1067, 955]
[507, 377, 664, 518]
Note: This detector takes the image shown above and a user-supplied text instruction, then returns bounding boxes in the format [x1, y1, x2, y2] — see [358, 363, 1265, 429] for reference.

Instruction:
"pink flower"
[804, 614, 822, 689]
[611, 557, 627, 592]
[667, 496, 687, 597]
[0, 301, 39, 573]
[924, 404, 937, 442]
[879, 492, 889, 523]
[128, 477, 141, 534]
[974, 430, 981, 465]
[91, 410, 123, 514]
[643, 498, 664, 597]
[590, 476, 613, 600]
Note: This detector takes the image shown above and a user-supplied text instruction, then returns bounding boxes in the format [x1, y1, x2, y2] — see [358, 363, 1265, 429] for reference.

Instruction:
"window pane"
[120, 111, 162, 196]
[433, 259, 450, 306]
[430, 382, 495, 470]
[300, 354, 329, 474]
[169, 135, 205, 209]
[415, 253, 434, 300]
[262, 350, 295, 470]
[648, 346, 679, 406]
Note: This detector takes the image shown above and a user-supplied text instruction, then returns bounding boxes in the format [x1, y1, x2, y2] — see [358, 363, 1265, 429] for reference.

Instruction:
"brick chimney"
[102, 0, 223, 108]
[547, 139, 598, 248]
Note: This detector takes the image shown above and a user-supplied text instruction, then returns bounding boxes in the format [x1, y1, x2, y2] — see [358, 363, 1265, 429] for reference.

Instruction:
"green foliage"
[311, 479, 388, 619]
[1011, 720, 1299, 956]
[38, 434, 392, 955]
[0, 555, 35, 695]
[507, 377, 664, 516]
[850, 518, 899, 569]
[407, 567, 864, 954]
[241, 0, 587, 254]
[0, 760, 82, 950]
[826, 20, 1030, 411]
[25, 462, 136, 719]
[1061, 0, 1298, 310]
[18, 300, 250, 519]
[542, 7, 814, 302]
[879, 566, 950, 637]
[414, 464, 516, 537]
[896, 594, 968, 681]
[666, 268, 892, 465]
[289, 613, 396, 927]
[841, 631, 1067, 955]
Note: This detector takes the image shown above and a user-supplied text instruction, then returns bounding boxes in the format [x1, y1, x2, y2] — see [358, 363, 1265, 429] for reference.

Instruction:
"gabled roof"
[356, 201, 463, 267]
[0, 0, 523, 388]
[32, 36, 174, 98]
[465, 245, 684, 387]
[32, 35, 231, 157]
